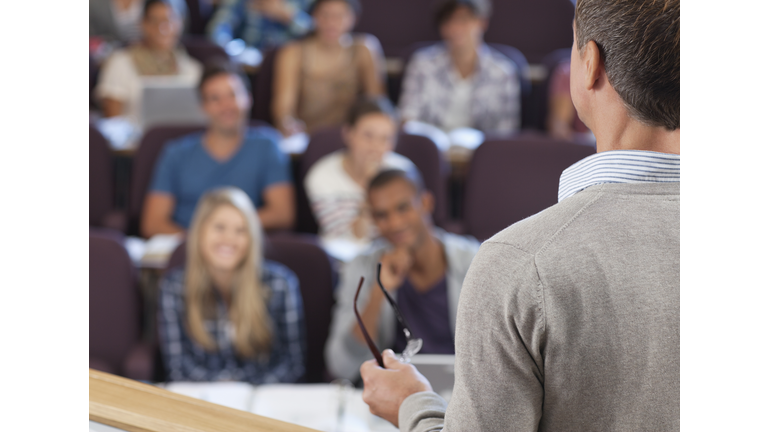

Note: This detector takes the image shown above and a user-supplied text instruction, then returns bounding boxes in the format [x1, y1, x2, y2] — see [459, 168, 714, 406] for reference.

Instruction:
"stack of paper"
[250, 384, 398, 432]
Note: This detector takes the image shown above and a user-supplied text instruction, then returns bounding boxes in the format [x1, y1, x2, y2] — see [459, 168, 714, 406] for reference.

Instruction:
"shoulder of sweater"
[483, 187, 607, 256]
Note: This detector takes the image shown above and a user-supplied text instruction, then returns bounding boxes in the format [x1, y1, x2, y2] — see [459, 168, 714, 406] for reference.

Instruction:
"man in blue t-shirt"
[142, 63, 295, 237]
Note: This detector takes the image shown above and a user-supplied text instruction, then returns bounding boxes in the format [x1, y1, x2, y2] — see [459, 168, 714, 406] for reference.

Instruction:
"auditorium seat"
[90, 126, 126, 232]
[295, 127, 450, 234]
[183, 0, 215, 35]
[127, 121, 273, 236]
[164, 233, 337, 383]
[463, 133, 596, 241]
[251, 48, 278, 124]
[181, 35, 229, 65]
[352, 0, 574, 63]
[90, 229, 153, 381]
[533, 47, 573, 130]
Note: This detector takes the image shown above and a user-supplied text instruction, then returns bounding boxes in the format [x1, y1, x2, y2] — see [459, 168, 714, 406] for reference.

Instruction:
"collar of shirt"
[558, 150, 680, 202]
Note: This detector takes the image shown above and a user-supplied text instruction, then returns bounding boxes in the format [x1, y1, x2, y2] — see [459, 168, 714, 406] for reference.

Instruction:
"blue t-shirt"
[149, 128, 292, 228]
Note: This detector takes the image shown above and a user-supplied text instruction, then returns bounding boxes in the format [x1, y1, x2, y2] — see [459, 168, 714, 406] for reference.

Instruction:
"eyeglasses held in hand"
[353, 262, 423, 368]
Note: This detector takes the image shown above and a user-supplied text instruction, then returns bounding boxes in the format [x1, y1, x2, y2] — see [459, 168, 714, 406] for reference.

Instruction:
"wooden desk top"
[89, 369, 320, 432]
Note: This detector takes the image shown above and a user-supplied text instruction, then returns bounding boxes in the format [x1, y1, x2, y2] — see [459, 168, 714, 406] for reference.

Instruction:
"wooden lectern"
[89, 369, 320, 432]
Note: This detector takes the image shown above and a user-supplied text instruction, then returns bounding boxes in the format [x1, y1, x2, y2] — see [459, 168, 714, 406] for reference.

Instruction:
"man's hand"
[379, 248, 413, 291]
[361, 350, 433, 427]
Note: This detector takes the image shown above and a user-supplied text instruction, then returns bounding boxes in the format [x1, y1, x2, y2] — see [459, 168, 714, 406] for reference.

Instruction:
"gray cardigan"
[399, 183, 680, 431]
[325, 228, 480, 381]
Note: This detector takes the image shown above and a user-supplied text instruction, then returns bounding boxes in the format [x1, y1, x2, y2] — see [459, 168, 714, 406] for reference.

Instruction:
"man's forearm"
[257, 206, 294, 230]
[142, 219, 184, 238]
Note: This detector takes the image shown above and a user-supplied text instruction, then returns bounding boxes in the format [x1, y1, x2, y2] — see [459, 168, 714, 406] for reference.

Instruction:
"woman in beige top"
[96, 0, 202, 127]
[272, 0, 385, 136]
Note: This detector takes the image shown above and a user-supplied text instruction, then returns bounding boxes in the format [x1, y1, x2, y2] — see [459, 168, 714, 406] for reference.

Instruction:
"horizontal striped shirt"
[558, 150, 680, 202]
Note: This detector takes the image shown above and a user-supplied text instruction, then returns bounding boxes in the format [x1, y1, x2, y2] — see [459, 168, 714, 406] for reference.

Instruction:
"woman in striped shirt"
[304, 97, 415, 256]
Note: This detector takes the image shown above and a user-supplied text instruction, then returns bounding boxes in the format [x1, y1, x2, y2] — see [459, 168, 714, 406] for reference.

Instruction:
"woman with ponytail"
[158, 187, 305, 383]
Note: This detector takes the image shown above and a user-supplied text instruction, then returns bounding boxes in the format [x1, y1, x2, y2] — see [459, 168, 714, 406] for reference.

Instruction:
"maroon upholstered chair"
[533, 48, 573, 130]
[251, 48, 279, 124]
[181, 35, 229, 65]
[164, 233, 337, 383]
[183, 0, 215, 35]
[90, 126, 126, 232]
[463, 134, 596, 241]
[128, 121, 273, 236]
[296, 127, 450, 233]
[90, 229, 153, 380]
[394, 133, 450, 228]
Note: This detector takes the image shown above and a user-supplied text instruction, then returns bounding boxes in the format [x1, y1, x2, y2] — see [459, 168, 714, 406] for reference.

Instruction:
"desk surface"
[162, 381, 399, 432]
[89, 369, 320, 432]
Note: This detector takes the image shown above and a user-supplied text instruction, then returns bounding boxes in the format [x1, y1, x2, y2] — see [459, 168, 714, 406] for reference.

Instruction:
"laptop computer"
[141, 78, 207, 130]
[410, 354, 455, 402]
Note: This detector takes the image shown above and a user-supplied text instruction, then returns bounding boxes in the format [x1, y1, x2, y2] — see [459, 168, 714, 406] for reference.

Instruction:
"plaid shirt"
[207, 0, 314, 50]
[399, 43, 520, 135]
[158, 261, 306, 384]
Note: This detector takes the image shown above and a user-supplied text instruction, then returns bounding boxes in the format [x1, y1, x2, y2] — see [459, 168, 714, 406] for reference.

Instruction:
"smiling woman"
[95, 0, 202, 128]
[157, 187, 306, 384]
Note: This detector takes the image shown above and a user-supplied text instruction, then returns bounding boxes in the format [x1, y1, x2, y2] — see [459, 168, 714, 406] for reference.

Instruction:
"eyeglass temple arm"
[376, 263, 418, 340]
[353, 276, 385, 368]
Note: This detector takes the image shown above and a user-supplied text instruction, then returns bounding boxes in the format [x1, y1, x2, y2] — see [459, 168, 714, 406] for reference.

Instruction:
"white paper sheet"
[250, 384, 398, 432]
[164, 381, 254, 411]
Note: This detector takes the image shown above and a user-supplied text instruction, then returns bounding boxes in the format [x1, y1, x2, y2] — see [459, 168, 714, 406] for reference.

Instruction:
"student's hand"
[352, 204, 372, 239]
[379, 247, 412, 291]
[252, 0, 294, 23]
[279, 115, 306, 137]
[361, 349, 433, 427]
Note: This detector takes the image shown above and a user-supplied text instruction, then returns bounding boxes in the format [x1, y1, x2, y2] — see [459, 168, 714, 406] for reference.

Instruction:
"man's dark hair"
[368, 169, 426, 196]
[143, 0, 173, 19]
[308, 0, 362, 17]
[346, 96, 398, 126]
[575, 0, 679, 130]
[434, 0, 491, 27]
[197, 61, 248, 98]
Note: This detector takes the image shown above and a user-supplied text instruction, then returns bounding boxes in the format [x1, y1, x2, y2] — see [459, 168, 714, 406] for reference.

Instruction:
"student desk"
[90, 369, 397, 432]
[89, 369, 321, 432]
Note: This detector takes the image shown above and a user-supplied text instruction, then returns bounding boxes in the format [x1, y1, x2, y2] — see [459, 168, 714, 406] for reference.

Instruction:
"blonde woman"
[158, 187, 305, 383]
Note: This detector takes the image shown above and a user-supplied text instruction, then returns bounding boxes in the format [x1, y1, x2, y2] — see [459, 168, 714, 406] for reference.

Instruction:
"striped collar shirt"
[558, 150, 680, 202]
